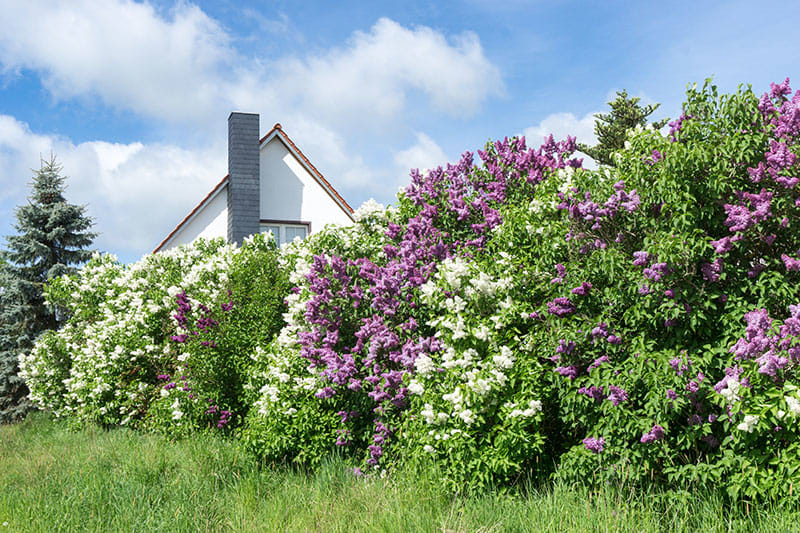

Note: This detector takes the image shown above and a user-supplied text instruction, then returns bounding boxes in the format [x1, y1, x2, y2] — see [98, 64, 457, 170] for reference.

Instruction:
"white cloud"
[0, 4, 501, 130]
[0, 0, 239, 124]
[278, 116, 374, 190]
[522, 111, 597, 147]
[269, 18, 503, 125]
[0, 114, 223, 261]
[393, 133, 448, 188]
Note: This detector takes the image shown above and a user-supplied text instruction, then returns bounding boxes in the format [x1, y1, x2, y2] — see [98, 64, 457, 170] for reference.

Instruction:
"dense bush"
[21, 233, 288, 434]
[21, 78, 800, 501]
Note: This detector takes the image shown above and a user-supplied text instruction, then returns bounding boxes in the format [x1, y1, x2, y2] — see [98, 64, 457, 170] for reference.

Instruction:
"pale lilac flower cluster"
[547, 297, 576, 317]
[640, 424, 665, 443]
[578, 385, 605, 402]
[582, 437, 605, 453]
[728, 305, 800, 380]
[606, 385, 628, 406]
[561, 180, 641, 234]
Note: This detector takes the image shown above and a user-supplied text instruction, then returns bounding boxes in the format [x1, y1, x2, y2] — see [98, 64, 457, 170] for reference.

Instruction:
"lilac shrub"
[529, 79, 800, 500]
[243, 138, 580, 477]
[22, 233, 288, 434]
[21, 240, 235, 427]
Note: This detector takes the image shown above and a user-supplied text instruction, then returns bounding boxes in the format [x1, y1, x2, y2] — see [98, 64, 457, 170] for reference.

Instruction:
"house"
[153, 112, 354, 253]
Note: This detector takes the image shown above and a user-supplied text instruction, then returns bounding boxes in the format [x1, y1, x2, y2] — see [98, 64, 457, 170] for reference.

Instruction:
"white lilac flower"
[498, 296, 513, 310]
[423, 444, 435, 454]
[451, 316, 467, 341]
[419, 280, 438, 303]
[787, 396, 800, 416]
[493, 347, 515, 369]
[421, 404, 435, 424]
[414, 355, 436, 377]
[737, 414, 759, 433]
[458, 409, 475, 425]
[470, 272, 497, 297]
[353, 198, 386, 221]
[171, 400, 183, 421]
[442, 387, 463, 406]
[720, 379, 741, 403]
[471, 378, 490, 396]
[444, 296, 467, 314]
[408, 380, 424, 395]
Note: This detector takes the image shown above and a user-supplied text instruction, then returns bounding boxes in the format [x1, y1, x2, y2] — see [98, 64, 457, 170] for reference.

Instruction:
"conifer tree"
[579, 90, 668, 166]
[0, 156, 96, 422]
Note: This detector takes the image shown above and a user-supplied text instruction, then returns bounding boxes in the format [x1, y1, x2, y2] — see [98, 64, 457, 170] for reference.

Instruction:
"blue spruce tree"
[0, 156, 96, 422]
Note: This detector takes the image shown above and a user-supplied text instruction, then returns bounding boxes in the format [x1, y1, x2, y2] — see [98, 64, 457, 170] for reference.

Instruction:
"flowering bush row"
[22, 79, 800, 500]
[21, 233, 289, 435]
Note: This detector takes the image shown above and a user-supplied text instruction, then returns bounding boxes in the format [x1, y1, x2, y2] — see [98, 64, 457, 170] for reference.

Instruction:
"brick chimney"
[227, 112, 260, 245]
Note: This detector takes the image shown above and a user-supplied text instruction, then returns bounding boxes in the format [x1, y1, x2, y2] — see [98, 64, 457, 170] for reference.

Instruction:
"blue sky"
[1, 0, 798, 263]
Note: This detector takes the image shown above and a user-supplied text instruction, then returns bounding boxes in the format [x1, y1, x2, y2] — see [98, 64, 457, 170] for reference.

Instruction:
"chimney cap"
[228, 111, 259, 119]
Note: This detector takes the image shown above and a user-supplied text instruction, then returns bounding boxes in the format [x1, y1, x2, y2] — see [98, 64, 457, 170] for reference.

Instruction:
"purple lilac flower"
[578, 386, 605, 402]
[607, 385, 628, 406]
[640, 424, 665, 443]
[587, 355, 609, 373]
[554, 366, 578, 379]
[684, 414, 701, 426]
[782, 254, 800, 271]
[551, 263, 567, 284]
[701, 258, 723, 283]
[547, 297, 576, 317]
[591, 323, 608, 340]
[710, 236, 733, 255]
[571, 282, 593, 295]
[668, 113, 687, 142]
[633, 251, 650, 266]
[643, 263, 668, 282]
[582, 437, 605, 453]
[556, 339, 576, 355]
[666, 389, 678, 401]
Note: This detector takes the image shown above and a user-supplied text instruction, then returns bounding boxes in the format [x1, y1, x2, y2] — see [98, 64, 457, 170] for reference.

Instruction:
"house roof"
[152, 174, 229, 253]
[153, 123, 354, 253]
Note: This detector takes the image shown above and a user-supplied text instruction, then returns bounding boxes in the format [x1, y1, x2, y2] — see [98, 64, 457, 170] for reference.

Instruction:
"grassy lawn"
[0, 413, 796, 532]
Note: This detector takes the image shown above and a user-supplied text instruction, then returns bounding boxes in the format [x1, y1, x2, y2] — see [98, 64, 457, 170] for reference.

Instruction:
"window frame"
[258, 219, 311, 246]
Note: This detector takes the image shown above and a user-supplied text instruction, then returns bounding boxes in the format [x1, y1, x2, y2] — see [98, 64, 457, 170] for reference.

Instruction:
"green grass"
[1, 413, 798, 532]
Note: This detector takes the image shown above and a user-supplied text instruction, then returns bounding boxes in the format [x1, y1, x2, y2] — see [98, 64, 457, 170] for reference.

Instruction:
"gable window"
[259, 221, 309, 246]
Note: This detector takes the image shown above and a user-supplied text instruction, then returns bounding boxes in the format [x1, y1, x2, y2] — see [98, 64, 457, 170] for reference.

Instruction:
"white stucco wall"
[161, 184, 228, 251]
[260, 136, 353, 231]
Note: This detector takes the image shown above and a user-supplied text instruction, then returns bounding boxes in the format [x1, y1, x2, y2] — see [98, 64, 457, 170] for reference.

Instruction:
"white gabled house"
[153, 112, 354, 253]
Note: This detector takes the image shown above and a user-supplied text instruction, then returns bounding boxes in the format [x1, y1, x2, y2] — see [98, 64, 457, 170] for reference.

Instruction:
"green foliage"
[0, 156, 95, 423]
[579, 89, 669, 166]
